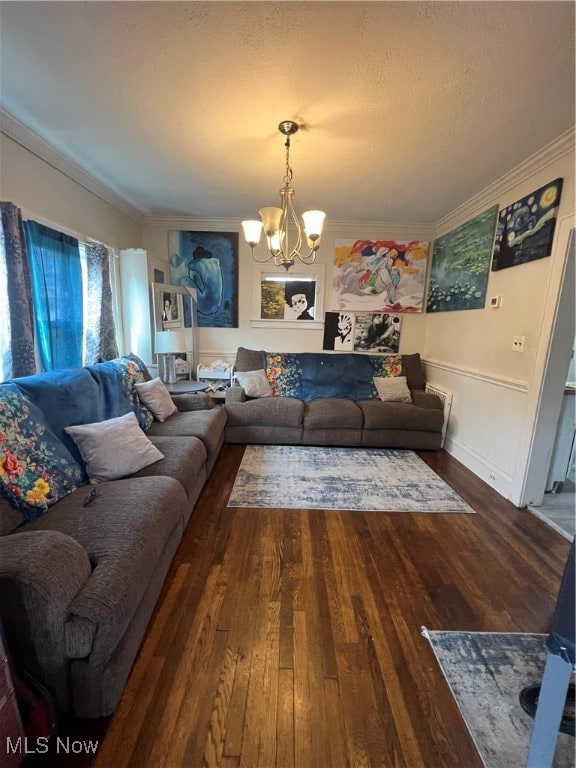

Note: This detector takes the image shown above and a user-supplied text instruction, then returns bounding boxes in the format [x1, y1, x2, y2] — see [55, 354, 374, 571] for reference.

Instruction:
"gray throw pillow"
[135, 377, 178, 422]
[373, 376, 412, 402]
[65, 412, 164, 483]
[235, 369, 272, 398]
[235, 346, 265, 372]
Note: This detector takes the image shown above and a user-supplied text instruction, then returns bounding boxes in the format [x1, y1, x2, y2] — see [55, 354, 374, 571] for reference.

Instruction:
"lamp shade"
[302, 210, 326, 240]
[155, 330, 187, 354]
[241, 220, 263, 247]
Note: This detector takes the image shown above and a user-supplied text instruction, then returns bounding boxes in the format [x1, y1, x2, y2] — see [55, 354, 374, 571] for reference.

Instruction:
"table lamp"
[155, 330, 187, 384]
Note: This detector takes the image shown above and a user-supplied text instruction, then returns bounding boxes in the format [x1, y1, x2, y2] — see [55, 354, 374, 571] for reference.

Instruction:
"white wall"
[142, 219, 435, 367]
[0, 133, 142, 249]
[423, 135, 575, 504]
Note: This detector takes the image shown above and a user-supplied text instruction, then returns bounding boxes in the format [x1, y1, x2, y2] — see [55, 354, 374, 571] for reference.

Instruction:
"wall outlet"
[512, 335, 526, 352]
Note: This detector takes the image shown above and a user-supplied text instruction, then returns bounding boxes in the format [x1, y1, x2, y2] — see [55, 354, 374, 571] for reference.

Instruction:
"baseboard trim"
[444, 435, 514, 502]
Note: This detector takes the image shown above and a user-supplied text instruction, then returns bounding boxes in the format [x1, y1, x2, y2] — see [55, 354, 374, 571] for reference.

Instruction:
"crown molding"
[0, 108, 144, 224]
[435, 128, 575, 234]
[3, 105, 572, 236]
[143, 216, 241, 230]
[143, 214, 436, 240]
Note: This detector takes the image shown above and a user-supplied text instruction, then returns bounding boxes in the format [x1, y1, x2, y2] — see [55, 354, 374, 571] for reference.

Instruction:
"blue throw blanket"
[264, 352, 404, 401]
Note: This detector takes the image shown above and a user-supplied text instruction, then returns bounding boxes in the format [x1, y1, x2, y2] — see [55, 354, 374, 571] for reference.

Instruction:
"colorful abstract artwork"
[426, 206, 498, 313]
[491, 179, 563, 271]
[168, 231, 238, 328]
[333, 239, 429, 313]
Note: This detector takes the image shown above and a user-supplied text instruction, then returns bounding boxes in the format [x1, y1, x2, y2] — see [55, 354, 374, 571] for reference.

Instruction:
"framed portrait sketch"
[158, 289, 182, 329]
[251, 265, 325, 329]
[151, 283, 199, 373]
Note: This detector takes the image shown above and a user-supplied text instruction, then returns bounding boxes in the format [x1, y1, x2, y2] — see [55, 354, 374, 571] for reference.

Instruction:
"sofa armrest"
[412, 389, 443, 410]
[0, 530, 92, 710]
[225, 385, 246, 404]
[171, 392, 214, 411]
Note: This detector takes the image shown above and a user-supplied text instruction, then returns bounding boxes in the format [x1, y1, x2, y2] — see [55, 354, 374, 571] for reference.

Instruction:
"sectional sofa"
[225, 347, 444, 449]
[0, 355, 227, 717]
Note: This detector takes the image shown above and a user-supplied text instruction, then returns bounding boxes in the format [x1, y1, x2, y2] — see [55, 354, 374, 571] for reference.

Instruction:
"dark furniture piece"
[524, 540, 575, 767]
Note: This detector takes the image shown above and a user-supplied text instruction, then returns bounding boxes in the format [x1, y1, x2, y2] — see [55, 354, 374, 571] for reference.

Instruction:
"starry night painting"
[426, 206, 498, 313]
[168, 231, 238, 328]
[491, 178, 563, 271]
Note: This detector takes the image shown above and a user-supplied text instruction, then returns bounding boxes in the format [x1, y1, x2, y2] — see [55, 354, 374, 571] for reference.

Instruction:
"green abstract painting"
[426, 206, 498, 313]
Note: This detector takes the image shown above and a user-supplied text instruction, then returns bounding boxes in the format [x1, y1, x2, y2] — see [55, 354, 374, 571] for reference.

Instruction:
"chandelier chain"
[284, 136, 293, 186]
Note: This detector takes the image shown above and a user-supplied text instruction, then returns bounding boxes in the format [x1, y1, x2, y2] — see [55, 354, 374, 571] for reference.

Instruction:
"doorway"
[525, 225, 575, 539]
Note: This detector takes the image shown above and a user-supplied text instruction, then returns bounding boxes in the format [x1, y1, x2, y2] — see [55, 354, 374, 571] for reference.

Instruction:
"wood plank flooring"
[23, 445, 571, 768]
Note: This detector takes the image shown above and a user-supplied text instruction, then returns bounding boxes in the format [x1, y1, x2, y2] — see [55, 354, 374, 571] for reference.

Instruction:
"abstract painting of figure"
[491, 178, 563, 271]
[426, 206, 498, 313]
[168, 231, 238, 328]
[353, 312, 401, 353]
[333, 239, 429, 313]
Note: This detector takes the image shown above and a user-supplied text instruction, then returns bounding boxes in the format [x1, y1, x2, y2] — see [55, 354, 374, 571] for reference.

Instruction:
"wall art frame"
[251, 264, 325, 329]
[333, 239, 429, 313]
[491, 178, 563, 271]
[167, 230, 239, 328]
[151, 282, 199, 374]
[426, 205, 498, 313]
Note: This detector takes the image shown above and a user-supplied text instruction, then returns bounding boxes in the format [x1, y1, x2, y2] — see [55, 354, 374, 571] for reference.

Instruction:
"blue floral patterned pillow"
[0, 385, 85, 522]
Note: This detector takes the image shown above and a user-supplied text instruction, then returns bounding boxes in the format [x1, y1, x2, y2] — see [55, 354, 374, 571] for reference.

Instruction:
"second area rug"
[422, 629, 574, 768]
[227, 445, 475, 513]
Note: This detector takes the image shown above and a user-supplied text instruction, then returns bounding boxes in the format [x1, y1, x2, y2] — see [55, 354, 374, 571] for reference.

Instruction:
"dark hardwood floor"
[22, 445, 570, 768]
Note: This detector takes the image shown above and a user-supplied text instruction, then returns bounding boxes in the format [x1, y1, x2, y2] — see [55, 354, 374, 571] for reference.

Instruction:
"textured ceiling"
[0, 1, 574, 224]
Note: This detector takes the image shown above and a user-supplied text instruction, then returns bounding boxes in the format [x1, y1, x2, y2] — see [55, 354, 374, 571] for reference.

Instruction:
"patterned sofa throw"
[265, 352, 403, 401]
[0, 356, 154, 520]
[0, 384, 84, 522]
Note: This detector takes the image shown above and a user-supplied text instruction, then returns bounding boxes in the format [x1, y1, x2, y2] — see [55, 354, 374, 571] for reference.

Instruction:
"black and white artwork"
[323, 311, 354, 350]
[353, 312, 401, 353]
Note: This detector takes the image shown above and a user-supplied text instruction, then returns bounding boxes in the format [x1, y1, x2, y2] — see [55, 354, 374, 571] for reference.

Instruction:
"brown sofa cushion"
[402, 353, 426, 391]
[226, 397, 304, 428]
[303, 399, 363, 429]
[358, 400, 444, 431]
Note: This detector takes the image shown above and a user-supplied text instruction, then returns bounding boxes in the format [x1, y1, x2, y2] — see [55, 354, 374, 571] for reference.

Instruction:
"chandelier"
[242, 120, 326, 271]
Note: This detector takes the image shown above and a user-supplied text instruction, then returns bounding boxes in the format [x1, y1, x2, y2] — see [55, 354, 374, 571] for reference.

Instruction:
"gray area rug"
[423, 629, 574, 768]
[228, 445, 474, 512]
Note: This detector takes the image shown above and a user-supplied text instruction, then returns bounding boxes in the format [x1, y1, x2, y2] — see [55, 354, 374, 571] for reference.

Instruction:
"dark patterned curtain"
[0, 201, 36, 377]
[85, 242, 119, 363]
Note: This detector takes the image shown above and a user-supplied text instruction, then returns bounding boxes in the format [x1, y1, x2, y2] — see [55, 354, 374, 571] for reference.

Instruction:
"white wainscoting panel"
[424, 359, 529, 503]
